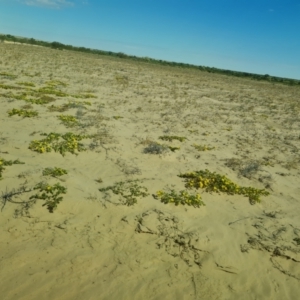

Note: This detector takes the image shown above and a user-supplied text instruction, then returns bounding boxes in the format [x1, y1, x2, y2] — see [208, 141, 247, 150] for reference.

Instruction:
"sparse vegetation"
[1, 33, 299, 86]
[8, 108, 38, 118]
[0, 32, 300, 295]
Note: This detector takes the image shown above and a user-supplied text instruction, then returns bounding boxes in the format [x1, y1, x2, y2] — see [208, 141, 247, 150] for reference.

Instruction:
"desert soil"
[0, 42, 300, 300]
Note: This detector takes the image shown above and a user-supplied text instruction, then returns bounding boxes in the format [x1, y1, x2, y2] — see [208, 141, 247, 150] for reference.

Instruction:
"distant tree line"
[1, 33, 299, 86]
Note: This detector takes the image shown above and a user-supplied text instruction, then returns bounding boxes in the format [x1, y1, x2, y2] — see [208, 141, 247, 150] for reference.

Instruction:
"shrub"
[143, 142, 169, 154]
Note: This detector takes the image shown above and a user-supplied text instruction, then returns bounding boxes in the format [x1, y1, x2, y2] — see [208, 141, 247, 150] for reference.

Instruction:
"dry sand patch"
[1, 43, 300, 299]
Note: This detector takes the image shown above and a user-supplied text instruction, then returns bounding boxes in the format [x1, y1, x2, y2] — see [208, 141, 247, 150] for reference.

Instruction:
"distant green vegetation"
[8, 108, 38, 118]
[1, 33, 300, 85]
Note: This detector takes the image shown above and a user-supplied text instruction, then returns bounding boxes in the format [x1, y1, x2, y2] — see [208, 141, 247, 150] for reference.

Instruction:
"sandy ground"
[0, 43, 300, 300]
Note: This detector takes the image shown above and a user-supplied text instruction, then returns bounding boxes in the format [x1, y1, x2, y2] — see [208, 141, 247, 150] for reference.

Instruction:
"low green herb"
[99, 180, 149, 206]
[178, 169, 270, 204]
[8, 108, 38, 118]
[29, 132, 94, 156]
[30, 182, 67, 213]
[0, 158, 25, 179]
[192, 144, 215, 151]
[155, 189, 204, 208]
[42, 167, 68, 177]
[159, 135, 187, 142]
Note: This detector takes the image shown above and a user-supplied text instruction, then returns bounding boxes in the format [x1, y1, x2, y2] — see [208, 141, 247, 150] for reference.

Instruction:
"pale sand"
[0, 43, 300, 300]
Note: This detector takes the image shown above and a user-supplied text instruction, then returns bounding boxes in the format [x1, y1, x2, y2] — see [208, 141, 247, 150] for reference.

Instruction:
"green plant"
[57, 114, 79, 127]
[188, 129, 199, 134]
[115, 75, 129, 86]
[178, 169, 269, 204]
[42, 167, 68, 177]
[7, 108, 38, 118]
[29, 132, 93, 156]
[21, 104, 34, 110]
[48, 104, 70, 112]
[113, 116, 123, 120]
[0, 158, 25, 179]
[45, 80, 67, 87]
[192, 144, 215, 151]
[30, 182, 67, 213]
[155, 189, 204, 208]
[68, 100, 92, 107]
[99, 180, 149, 206]
[48, 100, 91, 112]
[27, 95, 56, 105]
[0, 72, 17, 79]
[0, 84, 20, 90]
[37, 87, 68, 97]
[71, 93, 96, 99]
[159, 135, 187, 142]
[18, 82, 35, 87]
[8, 92, 55, 104]
[168, 146, 180, 152]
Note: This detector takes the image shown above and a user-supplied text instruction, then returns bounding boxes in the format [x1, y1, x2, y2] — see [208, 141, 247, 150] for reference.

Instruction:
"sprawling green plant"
[48, 100, 91, 112]
[42, 167, 68, 177]
[155, 189, 204, 208]
[18, 82, 35, 87]
[113, 116, 123, 120]
[168, 146, 180, 152]
[71, 93, 96, 99]
[192, 144, 215, 151]
[29, 132, 94, 156]
[45, 80, 67, 87]
[8, 108, 38, 118]
[57, 114, 79, 127]
[159, 135, 187, 142]
[37, 87, 68, 97]
[30, 182, 67, 213]
[99, 180, 149, 206]
[0, 72, 17, 79]
[0, 158, 25, 179]
[0, 83, 20, 90]
[178, 169, 270, 204]
[9, 92, 56, 104]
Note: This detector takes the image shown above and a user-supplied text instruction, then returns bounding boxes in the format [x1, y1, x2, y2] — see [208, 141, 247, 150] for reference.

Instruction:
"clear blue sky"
[0, 0, 299, 79]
